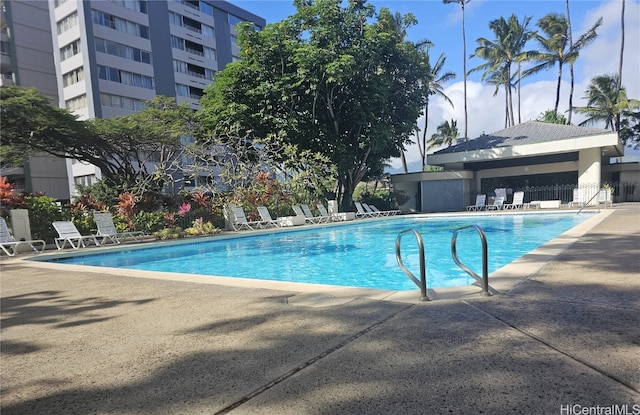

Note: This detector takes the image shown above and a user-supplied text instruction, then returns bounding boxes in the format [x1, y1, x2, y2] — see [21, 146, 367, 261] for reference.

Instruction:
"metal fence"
[510, 182, 638, 204]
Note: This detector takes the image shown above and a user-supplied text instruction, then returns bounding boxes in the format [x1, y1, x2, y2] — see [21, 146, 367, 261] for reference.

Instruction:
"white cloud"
[388, 0, 639, 173]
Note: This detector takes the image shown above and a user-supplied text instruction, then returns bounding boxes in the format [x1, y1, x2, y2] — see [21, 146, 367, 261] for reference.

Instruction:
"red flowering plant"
[0, 176, 26, 218]
[232, 172, 292, 221]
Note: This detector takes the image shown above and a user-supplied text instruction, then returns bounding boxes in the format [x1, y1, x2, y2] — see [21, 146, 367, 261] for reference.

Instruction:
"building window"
[202, 24, 214, 39]
[60, 39, 81, 61]
[175, 83, 202, 99]
[63, 67, 84, 87]
[107, 0, 147, 14]
[74, 174, 96, 187]
[91, 10, 149, 39]
[100, 93, 145, 111]
[204, 46, 216, 60]
[65, 94, 87, 111]
[54, 0, 68, 8]
[171, 35, 185, 50]
[228, 14, 245, 27]
[95, 38, 151, 64]
[57, 13, 78, 35]
[98, 65, 154, 89]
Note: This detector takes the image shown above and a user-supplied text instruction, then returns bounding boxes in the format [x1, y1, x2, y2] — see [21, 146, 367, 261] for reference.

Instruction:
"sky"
[227, 0, 640, 172]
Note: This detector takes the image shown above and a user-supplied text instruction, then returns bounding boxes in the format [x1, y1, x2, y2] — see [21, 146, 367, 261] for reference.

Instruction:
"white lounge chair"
[94, 211, 144, 244]
[257, 206, 280, 228]
[568, 188, 585, 208]
[354, 202, 376, 218]
[292, 205, 322, 224]
[505, 191, 525, 210]
[316, 203, 336, 222]
[229, 205, 264, 231]
[467, 194, 486, 211]
[301, 204, 329, 223]
[52, 221, 107, 249]
[486, 196, 505, 211]
[362, 203, 386, 217]
[369, 204, 400, 216]
[0, 217, 46, 256]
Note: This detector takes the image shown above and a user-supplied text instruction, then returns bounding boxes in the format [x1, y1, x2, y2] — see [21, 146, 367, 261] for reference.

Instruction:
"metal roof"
[433, 121, 612, 155]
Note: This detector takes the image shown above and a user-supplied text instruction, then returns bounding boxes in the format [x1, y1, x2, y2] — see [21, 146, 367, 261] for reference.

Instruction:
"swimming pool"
[42, 212, 595, 291]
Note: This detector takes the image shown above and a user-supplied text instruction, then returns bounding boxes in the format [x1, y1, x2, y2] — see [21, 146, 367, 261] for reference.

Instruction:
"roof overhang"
[428, 132, 622, 167]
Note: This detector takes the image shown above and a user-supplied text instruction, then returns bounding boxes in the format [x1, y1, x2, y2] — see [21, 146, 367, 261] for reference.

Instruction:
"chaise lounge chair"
[504, 191, 525, 210]
[0, 217, 46, 256]
[257, 206, 281, 228]
[228, 205, 265, 231]
[292, 205, 322, 224]
[94, 211, 145, 244]
[486, 196, 505, 211]
[301, 204, 329, 223]
[368, 204, 400, 216]
[467, 194, 486, 211]
[354, 202, 377, 218]
[568, 188, 585, 208]
[52, 221, 109, 249]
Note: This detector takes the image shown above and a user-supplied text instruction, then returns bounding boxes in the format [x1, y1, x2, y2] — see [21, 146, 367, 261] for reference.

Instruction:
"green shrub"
[185, 218, 220, 236]
[133, 211, 165, 233]
[23, 195, 64, 243]
[153, 227, 185, 240]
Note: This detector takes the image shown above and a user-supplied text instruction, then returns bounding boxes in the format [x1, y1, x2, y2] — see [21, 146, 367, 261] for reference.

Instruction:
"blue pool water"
[44, 213, 593, 291]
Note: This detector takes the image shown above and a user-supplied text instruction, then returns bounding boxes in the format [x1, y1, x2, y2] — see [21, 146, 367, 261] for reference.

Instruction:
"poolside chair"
[301, 204, 329, 223]
[505, 191, 525, 210]
[228, 205, 264, 231]
[256, 206, 281, 228]
[486, 196, 505, 211]
[362, 203, 386, 217]
[94, 211, 144, 244]
[354, 202, 376, 219]
[369, 204, 400, 216]
[292, 205, 322, 224]
[0, 217, 46, 256]
[316, 203, 337, 222]
[52, 221, 107, 249]
[467, 194, 486, 211]
[568, 188, 585, 208]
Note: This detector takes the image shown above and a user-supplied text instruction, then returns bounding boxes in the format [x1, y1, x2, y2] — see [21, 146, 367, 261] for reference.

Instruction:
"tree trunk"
[618, 0, 625, 91]
[554, 62, 563, 113]
[566, 0, 575, 124]
[462, 1, 468, 141]
[421, 101, 429, 168]
[400, 150, 408, 174]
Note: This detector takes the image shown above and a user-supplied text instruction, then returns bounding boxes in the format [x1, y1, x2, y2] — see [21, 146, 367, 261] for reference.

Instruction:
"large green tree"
[1, 86, 192, 194]
[198, 0, 428, 210]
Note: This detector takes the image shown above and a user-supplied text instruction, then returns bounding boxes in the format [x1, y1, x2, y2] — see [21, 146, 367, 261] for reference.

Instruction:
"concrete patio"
[1, 205, 638, 414]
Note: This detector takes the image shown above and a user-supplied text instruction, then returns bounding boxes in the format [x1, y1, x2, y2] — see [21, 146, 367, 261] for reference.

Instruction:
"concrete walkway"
[1, 206, 639, 414]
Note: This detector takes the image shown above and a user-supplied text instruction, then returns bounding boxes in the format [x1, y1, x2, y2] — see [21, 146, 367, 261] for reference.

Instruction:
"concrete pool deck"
[1, 205, 639, 413]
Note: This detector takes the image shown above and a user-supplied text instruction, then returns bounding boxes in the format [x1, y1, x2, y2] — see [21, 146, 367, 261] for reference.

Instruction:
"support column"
[578, 148, 601, 205]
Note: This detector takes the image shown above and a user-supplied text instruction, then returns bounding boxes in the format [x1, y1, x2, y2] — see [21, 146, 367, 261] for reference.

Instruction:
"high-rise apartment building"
[1, 0, 71, 200]
[2, 0, 265, 199]
[50, 0, 265, 195]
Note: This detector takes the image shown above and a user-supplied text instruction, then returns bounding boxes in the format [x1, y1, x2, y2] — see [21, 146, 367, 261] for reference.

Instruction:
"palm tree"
[443, 0, 470, 141]
[470, 14, 534, 128]
[618, 0, 625, 91]
[526, 13, 602, 114]
[574, 74, 640, 132]
[428, 119, 459, 150]
[565, 0, 575, 124]
[417, 51, 456, 168]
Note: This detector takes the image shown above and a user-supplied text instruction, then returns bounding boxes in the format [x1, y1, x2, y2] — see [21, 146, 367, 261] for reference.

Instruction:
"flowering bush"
[185, 217, 219, 236]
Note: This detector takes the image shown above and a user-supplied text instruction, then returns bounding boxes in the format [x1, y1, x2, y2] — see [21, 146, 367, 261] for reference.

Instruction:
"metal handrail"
[395, 228, 429, 301]
[577, 188, 608, 214]
[450, 225, 491, 296]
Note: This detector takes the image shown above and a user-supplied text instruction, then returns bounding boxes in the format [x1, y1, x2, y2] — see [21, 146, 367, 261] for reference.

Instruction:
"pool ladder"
[395, 225, 491, 301]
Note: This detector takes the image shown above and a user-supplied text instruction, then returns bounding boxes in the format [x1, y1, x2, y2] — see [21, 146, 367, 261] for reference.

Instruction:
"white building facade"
[49, 0, 265, 196]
